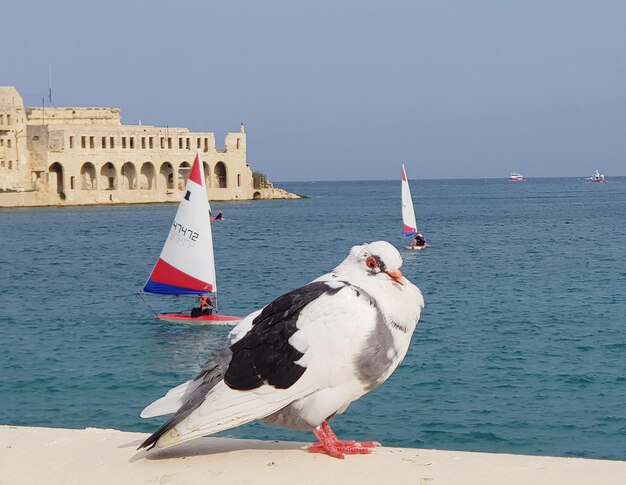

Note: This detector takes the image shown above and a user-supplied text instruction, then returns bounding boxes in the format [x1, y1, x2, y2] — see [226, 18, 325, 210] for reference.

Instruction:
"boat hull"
[156, 313, 241, 325]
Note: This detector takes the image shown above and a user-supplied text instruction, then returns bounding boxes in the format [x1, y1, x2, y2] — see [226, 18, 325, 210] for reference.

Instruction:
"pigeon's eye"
[365, 256, 378, 269]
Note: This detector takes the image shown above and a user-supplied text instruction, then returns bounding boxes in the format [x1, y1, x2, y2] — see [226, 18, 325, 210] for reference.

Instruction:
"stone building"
[0, 86, 294, 207]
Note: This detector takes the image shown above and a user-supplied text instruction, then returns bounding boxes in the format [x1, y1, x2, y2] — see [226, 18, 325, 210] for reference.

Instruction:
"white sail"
[144, 151, 217, 295]
[401, 164, 418, 237]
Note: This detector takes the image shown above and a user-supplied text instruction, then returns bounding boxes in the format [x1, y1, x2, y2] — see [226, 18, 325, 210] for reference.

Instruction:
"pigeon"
[139, 241, 424, 458]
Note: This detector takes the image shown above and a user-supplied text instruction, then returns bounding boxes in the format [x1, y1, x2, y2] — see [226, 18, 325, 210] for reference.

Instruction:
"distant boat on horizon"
[509, 172, 524, 182]
[587, 170, 606, 182]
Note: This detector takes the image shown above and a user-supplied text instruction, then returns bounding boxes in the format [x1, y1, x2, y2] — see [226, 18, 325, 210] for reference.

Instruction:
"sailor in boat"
[410, 232, 427, 249]
[191, 295, 214, 318]
[209, 209, 224, 221]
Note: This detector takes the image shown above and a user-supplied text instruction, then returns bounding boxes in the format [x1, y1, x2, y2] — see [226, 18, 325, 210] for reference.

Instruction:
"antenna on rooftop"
[48, 64, 53, 106]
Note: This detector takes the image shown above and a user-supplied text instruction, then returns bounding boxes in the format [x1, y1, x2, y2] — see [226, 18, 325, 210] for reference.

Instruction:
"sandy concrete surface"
[0, 425, 624, 485]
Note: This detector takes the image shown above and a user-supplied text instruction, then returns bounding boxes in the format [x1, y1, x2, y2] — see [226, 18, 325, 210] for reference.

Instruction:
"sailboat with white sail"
[402, 164, 428, 250]
[143, 151, 240, 324]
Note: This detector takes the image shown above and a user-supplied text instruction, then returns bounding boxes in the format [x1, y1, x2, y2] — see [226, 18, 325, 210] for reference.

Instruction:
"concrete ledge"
[0, 425, 624, 485]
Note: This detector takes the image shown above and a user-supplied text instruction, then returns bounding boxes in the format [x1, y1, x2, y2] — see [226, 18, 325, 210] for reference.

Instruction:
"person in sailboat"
[410, 232, 427, 249]
[191, 295, 213, 318]
[209, 209, 224, 221]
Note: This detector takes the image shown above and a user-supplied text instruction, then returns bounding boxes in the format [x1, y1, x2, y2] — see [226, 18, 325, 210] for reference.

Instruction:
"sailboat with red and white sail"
[402, 164, 428, 250]
[143, 151, 240, 324]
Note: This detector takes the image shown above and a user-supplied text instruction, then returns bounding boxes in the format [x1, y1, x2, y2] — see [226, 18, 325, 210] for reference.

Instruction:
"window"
[69, 136, 74, 148]
[9, 160, 13, 169]
[178, 138, 183, 149]
[149, 137, 154, 149]
[122, 137, 127, 149]
[204, 138, 208, 152]
[160, 137, 165, 149]
[130, 137, 135, 149]
[168, 137, 172, 149]
[81, 136, 86, 148]
[0, 139, 4, 147]
[89, 136, 95, 149]
[186, 138, 190, 150]
[6, 114, 11, 125]
[236, 138, 240, 149]
[7, 139, 11, 148]
[0, 114, 4, 124]
[197, 138, 201, 149]
[102, 137, 107, 148]
[32, 135, 40, 141]
[141, 137, 146, 149]
[110, 137, 115, 148]
[237, 174, 241, 186]
[70, 176, 75, 190]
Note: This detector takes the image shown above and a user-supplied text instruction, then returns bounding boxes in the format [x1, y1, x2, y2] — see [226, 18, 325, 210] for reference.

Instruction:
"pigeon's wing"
[224, 281, 348, 390]
[143, 379, 315, 450]
[138, 281, 351, 450]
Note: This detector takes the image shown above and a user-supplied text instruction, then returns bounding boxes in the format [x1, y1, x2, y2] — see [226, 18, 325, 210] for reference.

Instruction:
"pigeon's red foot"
[308, 421, 381, 459]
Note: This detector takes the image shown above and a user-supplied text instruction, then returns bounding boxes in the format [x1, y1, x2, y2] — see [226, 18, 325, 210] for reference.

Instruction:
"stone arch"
[214, 161, 227, 188]
[48, 162, 64, 194]
[121, 162, 137, 190]
[177, 161, 191, 190]
[80, 162, 97, 190]
[100, 162, 117, 190]
[203, 162, 210, 188]
[253, 191, 262, 199]
[159, 162, 174, 190]
[140, 162, 156, 190]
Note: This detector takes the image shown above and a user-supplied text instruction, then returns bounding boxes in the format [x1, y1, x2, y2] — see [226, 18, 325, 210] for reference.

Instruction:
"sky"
[3, 0, 626, 181]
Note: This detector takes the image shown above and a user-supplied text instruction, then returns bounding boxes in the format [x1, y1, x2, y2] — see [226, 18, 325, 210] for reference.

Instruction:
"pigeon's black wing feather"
[225, 280, 344, 390]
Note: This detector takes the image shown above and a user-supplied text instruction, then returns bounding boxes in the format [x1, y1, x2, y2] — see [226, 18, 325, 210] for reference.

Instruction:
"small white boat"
[401, 164, 428, 250]
[587, 170, 606, 182]
[143, 150, 240, 325]
[509, 172, 523, 182]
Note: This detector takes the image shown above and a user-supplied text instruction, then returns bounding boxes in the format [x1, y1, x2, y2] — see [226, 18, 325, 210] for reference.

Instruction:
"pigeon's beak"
[385, 269, 404, 284]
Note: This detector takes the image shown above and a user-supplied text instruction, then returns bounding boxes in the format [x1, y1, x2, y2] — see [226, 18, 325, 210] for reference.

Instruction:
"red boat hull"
[156, 313, 241, 325]
[407, 243, 429, 251]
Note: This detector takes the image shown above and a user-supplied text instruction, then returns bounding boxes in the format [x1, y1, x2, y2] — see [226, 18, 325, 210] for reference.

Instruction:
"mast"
[48, 64, 53, 106]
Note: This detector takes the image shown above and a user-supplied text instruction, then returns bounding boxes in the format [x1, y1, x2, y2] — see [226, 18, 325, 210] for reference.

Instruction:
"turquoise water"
[1, 178, 625, 460]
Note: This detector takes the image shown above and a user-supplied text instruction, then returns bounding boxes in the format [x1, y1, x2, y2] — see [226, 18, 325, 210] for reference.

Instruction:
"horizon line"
[274, 174, 625, 184]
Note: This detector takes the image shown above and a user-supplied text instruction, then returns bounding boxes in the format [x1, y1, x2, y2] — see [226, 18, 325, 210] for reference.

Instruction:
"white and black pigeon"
[139, 241, 424, 458]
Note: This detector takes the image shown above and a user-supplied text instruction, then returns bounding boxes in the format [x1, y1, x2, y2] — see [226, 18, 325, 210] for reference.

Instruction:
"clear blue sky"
[3, 1, 625, 181]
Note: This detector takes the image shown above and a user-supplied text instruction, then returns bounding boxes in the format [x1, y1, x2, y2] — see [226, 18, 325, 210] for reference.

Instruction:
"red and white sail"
[144, 151, 217, 295]
[401, 164, 418, 238]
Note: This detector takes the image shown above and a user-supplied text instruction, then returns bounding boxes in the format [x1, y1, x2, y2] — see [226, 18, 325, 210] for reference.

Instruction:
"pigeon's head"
[345, 241, 404, 284]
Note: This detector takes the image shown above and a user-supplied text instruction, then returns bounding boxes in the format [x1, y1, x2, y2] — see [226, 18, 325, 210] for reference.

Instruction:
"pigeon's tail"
[139, 381, 310, 451]
[141, 351, 232, 420]
[140, 379, 199, 418]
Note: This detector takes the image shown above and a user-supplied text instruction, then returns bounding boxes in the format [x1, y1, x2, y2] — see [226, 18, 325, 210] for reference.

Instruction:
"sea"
[1, 177, 625, 461]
